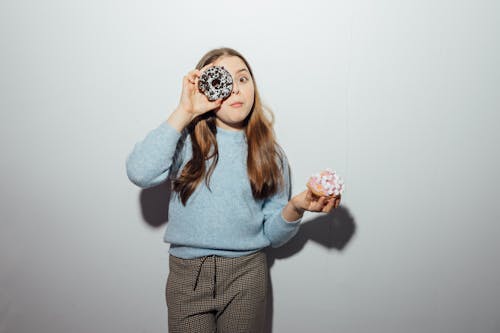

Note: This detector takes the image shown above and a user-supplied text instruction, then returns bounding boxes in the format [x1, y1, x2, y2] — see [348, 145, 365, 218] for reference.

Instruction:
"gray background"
[1, 0, 499, 332]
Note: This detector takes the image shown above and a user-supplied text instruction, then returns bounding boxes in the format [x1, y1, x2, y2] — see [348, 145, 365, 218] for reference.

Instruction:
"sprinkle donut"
[306, 168, 345, 197]
[198, 65, 233, 101]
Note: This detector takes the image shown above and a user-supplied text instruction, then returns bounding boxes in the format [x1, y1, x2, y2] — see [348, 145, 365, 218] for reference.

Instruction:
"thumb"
[211, 98, 223, 107]
[305, 189, 313, 202]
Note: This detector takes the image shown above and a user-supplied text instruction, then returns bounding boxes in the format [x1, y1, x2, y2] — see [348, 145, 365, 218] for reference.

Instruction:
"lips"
[230, 101, 244, 107]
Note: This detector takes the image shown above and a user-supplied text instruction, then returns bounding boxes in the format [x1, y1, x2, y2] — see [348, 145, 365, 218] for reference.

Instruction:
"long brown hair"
[172, 47, 286, 206]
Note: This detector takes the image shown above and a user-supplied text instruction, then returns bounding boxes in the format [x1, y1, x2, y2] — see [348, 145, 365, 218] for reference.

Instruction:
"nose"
[232, 84, 239, 95]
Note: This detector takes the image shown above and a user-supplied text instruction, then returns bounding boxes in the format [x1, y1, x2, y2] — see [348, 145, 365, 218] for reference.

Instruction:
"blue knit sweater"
[125, 120, 302, 259]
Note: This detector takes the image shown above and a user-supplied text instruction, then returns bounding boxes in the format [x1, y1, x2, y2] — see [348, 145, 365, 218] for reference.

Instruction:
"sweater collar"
[215, 125, 246, 142]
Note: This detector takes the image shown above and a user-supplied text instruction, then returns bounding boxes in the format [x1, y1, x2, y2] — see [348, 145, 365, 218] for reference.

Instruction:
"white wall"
[1, 0, 499, 332]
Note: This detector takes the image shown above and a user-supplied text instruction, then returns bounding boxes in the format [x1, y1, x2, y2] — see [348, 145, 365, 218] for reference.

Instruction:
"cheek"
[245, 87, 255, 103]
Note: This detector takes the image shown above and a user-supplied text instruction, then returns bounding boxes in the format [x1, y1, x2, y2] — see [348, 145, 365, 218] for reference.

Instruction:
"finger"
[334, 196, 341, 209]
[323, 197, 335, 212]
[187, 69, 199, 83]
[183, 75, 195, 90]
[305, 189, 313, 202]
[194, 75, 200, 89]
[210, 98, 223, 107]
[310, 191, 321, 201]
[315, 196, 326, 210]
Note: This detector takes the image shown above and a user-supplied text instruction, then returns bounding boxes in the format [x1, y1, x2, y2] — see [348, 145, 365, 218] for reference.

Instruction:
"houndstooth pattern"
[165, 250, 268, 333]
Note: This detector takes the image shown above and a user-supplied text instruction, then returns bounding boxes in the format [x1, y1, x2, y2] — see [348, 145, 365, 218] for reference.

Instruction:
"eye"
[239, 76, 249, 83]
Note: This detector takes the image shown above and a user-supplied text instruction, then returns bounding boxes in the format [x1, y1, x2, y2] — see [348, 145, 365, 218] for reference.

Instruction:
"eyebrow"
[236, 68, 248, 73]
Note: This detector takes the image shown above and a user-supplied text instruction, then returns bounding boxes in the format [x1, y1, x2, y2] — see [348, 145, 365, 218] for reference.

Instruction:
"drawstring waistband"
[193, 254, 217, 299]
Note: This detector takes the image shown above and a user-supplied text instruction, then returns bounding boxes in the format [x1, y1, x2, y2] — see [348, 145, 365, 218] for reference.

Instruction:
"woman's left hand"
[292, 189, 341, 213]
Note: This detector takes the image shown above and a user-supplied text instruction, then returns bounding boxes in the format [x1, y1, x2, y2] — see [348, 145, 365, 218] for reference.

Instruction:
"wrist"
[174, 105, 194, 119]
[291, 197, 305, 214]
[282, 200, 304, 223]
[167, 106, 194, 133]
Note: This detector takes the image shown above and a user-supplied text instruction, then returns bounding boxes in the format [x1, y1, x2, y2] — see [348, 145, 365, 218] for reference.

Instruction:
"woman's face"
[211, 55, 255, 131]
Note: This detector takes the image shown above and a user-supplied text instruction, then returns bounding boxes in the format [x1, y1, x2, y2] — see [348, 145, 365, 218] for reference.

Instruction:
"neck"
[215, 118, 244, 131]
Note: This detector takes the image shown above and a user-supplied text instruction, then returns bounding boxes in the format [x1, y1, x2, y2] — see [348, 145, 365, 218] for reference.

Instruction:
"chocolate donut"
[198, 66, 233, 101]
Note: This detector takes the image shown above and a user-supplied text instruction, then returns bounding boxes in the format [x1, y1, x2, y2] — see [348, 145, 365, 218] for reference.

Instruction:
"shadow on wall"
[138, 180, 173, 227]
[262, 207, 356, 333]
[137, 180, 356, 333]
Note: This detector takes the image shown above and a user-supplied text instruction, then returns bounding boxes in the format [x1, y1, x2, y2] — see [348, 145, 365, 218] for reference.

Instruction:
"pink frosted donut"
[306, 168, 345, 197]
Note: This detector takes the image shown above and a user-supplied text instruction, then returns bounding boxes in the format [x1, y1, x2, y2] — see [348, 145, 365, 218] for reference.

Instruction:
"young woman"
[126, 47, 341, 333]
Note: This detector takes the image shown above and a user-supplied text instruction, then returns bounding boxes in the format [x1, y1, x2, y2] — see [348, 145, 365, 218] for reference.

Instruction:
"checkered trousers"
[165, 249, 268, 333]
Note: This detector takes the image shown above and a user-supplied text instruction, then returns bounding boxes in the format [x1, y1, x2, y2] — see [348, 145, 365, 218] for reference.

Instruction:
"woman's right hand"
[176, 62, 223, 120]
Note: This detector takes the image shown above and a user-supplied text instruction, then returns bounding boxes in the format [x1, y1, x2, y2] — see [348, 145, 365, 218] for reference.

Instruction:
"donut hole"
[211, 78, 220, 88]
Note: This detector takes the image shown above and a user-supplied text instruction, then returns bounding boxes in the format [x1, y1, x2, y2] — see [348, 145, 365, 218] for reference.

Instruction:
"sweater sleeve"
[125, 121, 183, 189]
[262, 151, 302, 248]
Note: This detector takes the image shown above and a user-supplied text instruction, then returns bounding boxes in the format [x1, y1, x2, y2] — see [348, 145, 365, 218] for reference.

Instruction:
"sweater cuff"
[280, 210, 302, 226]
